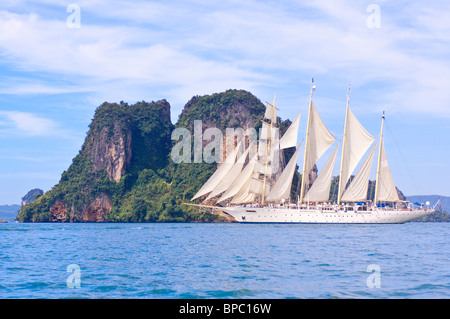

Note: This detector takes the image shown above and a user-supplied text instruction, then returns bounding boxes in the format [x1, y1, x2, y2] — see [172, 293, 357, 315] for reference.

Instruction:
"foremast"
[374, 111, 385, 205]
[373, 111, 400, 205]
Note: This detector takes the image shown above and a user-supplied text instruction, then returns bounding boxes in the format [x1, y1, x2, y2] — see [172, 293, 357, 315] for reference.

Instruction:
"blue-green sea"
[0, 222, 449, 299]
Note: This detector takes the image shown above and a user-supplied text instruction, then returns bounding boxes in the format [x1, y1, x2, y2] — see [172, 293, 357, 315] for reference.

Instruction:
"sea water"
[0, 222, 449, 299]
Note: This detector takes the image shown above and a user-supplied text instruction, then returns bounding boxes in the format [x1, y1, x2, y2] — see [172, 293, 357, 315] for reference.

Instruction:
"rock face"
[90, 123, 132, 182]
[50, 200, 66, 222]
[48, 194, 113, 222]
[82, 193, 113, 222]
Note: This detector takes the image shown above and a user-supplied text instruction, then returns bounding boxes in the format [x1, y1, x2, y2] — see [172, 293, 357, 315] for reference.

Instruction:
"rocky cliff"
[18, 90, 268, 222]
[18, 99, 174, 222]
[89, 122, 132, 183]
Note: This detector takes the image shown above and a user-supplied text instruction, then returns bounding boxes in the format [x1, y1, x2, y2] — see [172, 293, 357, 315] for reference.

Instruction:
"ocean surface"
[0, 222, 449, 299]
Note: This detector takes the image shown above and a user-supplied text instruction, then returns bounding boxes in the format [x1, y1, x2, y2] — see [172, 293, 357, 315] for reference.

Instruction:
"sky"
[0, 0, 449, 204]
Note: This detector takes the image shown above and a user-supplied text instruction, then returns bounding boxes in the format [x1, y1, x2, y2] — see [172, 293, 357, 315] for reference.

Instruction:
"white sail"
[255, 159, 277, 176]
[279, 111, 301, 150]
[304, 143, 339, 202]
[301, 101, 336, 199]
[338, 107, 375, 200]
[230, 177, 257, 204]
[191, 142, 240, 200]
[266, 143, 301, 202]
[375, 140, 400, 202]
[256, 122, 280, 175]
[259, 96, 277, 160]
[259, 122, 272, 141]
[205, 148, 249, 200]
[341, 142, 376, 202]
[249, 177, 270, 196]
[264, 95, 278, 123]
[217, 154, 257, 203]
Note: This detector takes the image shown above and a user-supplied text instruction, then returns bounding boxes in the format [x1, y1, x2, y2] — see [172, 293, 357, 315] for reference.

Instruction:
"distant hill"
[0, 189, 44, 223]
[0, 205, 20, 223]
[406, 195, 449, 211]
[406, 195, 450, 222]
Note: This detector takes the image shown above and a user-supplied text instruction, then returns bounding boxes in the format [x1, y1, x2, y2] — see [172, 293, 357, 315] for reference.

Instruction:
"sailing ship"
[188, 81, 433, 223]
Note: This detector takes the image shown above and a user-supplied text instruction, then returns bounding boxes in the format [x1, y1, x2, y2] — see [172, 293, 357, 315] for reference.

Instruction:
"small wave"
[206, 288, 257, 298]
[93, 285, 119, 293]
[410, 283, 450, 297]
[413, 283, 448, 290]
[0, 227, 31, 232]
[16, 281, 53, 291]
[150, 288, 177, 296]
[318, 263, 331, 267]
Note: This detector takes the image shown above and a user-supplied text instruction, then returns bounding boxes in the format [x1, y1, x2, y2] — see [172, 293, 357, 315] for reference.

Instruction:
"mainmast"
[299, 78, 315, 203]
[337, 84, 351, 205]
[374, 111, 385, 205]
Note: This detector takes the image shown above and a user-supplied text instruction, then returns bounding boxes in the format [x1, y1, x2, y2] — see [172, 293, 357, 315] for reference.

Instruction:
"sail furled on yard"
[338, 107, 375, 201]
[304, 143, 339, 202]
[266, 143, 302, 202]
[340, 142, 376, 202]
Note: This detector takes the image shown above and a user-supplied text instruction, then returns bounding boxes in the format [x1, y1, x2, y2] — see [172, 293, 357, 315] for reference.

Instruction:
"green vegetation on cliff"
[19, 100, 178, 222]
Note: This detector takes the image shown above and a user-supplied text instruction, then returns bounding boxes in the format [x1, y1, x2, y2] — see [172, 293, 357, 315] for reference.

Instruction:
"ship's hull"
[219, 206, 433, 224]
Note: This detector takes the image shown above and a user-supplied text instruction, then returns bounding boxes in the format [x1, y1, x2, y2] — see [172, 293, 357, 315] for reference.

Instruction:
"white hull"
[219, 206, 433, 224]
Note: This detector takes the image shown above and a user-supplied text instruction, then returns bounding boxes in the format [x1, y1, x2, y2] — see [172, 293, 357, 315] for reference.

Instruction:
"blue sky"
[1, 0, 450, 204]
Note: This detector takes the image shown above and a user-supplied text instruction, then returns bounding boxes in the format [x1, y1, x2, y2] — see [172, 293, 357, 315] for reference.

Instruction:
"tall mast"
[261, 93, 276, 205]
[337, 84, 351, 205]
[299, 78, 315, 203]
[374, 111, 385, 205]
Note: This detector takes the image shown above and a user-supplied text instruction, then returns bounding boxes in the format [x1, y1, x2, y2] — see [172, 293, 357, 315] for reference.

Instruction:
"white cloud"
[0, 8, 265, 109]
[0, 111, 61, 137]
[0, 1, 449, 118]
